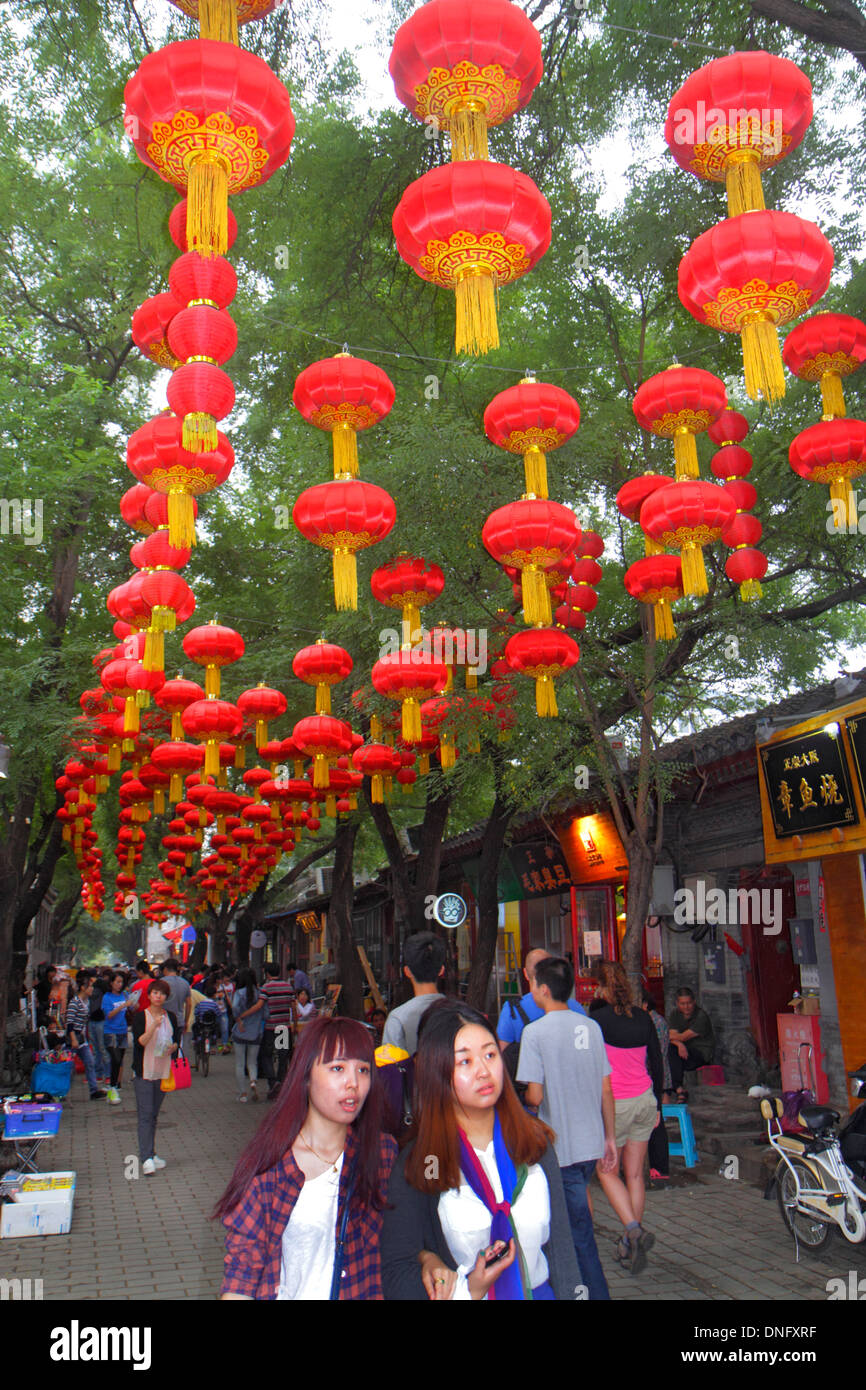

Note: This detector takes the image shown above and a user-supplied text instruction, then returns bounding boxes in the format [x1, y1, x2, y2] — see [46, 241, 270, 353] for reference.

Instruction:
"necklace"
[299, 1129, 343, 1173]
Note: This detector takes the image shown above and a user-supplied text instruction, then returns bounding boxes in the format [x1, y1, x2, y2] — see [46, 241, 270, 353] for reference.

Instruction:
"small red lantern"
[370, 554, 445, 640]
[783, 312, 866, 418]
[789, 418, 866, 528]
[182, 622, 245, 697]
[237, 684, 288, 750]
[624, 555, 684, 641]
[120, 484, 158, 535]
[293, 478, 396, 611]
[371, 650, 449, 743]
[633, 365, 727, 479]
[293, 354, 395, 477]
[616, 474, 676, 557]
[640, 480, 735, 596]
[182, 697, 243, 778]
[482, 497, 580, 626]
[293, 715, 353, 790]
[151, 739, 205, 803]
[504, 628, 579, 718]
[132, 293, 183, 370]
[484, 377, 580, 499]
[352, 742, 401, 804]
[292, 642, 353, 715]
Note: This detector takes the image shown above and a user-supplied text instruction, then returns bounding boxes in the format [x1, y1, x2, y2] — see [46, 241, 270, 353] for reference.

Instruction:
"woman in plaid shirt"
[215, 1017, 397, 1300]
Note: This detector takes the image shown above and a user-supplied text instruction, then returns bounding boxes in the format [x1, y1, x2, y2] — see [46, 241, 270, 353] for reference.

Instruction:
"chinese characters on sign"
[759, 729, 858, 840]
[844, 715, 866, 809]
[509, 842, 573, 898]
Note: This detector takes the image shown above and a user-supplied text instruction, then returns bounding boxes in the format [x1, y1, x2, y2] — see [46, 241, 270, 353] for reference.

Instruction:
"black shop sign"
[508, 841, 573, 897]
[759, 727, 858, 839]
[844, 714, 866, 810]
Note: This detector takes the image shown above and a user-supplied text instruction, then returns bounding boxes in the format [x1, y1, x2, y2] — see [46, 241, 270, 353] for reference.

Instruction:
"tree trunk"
[465, 789, 514, 1012]
[330, 819, 365, 1020]
[621, 832, 654, 995]
[751, 0, 866, 74]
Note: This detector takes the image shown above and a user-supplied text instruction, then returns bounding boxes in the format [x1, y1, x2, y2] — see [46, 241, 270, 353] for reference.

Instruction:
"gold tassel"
[135, 689, 150, 709]
[325, 793, 336, 818]
[402, 696, 422, 744]
[680, 543, 708, 597]
[465, 667, 478, 690]
[315, 684, 331, 715]
[234, 743, 245, 768]
[740, 578, 763, 601]
[724, 150, 765, 216]
[218, 766, 228, 788]
[644, 536, 664, 557]
[371, 774, 384, 804]
[455, 268, 499, 357]
[741, 315, 785, 404]
[450, 105, 489, 161]
[673, 430, 699, 479]
[204, 738, 220, 778]
[419, 753, 430, 776]
[62, 825, 71, 843]
[186, 152, 229, 260]
[401, 778, 412, 795]
[444, 665, 454, 693]
[154, 789, 165, 814]
[535, 676, 558, 718]
[205, 665, 220, 698]
[199, 0, 238, 43]
[143, 628, 165, 673]
[171, 712, 183, 740]
[440, 738, 456, 770]
[122, 737, 134, 753]
[333, 548, 358, 610]
[182, 412, 218, 454]
[523, 447, 548, 498]
[255, 718, 267, 750]
[521, 567, 553, 626]
[313, 753, 330, 789]
[829, 476, 855, 529]
[370, 715, 382, 741]
[332, 427, 359, 477]
[168, 491, 196, 549]
[403, 604, 421, 643]
[654, 600, 676, 641]
[170, 772, 182, 802]
[821, 370, 846, 418]
[124, 696, 140, 735]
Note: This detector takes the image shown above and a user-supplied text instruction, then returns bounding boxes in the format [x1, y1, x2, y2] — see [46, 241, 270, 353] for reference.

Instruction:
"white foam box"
[0, 1171, 75, 1238]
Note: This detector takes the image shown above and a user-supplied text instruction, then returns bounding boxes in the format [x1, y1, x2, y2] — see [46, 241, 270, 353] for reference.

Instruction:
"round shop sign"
[433, 893, 467, 929]
[250, 929, 267, 949]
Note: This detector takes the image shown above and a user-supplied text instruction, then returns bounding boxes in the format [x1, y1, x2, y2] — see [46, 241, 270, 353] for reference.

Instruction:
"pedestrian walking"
[215, 1016, 397, 1300]
[259, 963, 295, 1101]
[88, 968, 111, 1087]
[103, 972, 131, 1104]
[161, 958, 192, 1039]
[517, 955, 616, 1300]
[589, 962, 663, 1275]
[495, 948, 586, 1050]
[382, 932, 445, 1055]
[65, 975, 107, 1101]
[130, 979, 181, 1176]
[380, 1000, 580, 1300]
[232, 968, 265, 1103]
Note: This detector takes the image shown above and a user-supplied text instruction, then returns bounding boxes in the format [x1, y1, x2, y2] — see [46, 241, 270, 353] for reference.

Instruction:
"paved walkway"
[1, 1061, 864, 1301]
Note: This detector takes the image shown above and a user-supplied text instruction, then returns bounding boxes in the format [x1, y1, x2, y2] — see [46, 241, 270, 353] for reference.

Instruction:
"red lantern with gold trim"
[789, 418, 866, 527]
[293, 354, 395, 478]
[182, 697, 243, 778]
[293, 478, 396, 611]
[616, 474, 676, 557]
[132, 293, 183, 370]
[640, 480, 735, 597]
[127, 415, 234, 549]
[352, 742, 401, 804]
[371, 650, 449, 744]
[482, 497, 580, 626]
[504, 627, 579, 718]
[121, 485, 157, 535]
[484, 378, 580, 498]
[166, 1, 282, 45]
[237, 685, 288, 751]
[370, 555, 445, 639]
[624, 555, 684, 642]
[182, 621, 245, 697]
[293, 715, 354, 791]
[783, 312, 866, 419]
[632, 365, 727, 479]
[292, 642, 354, 715]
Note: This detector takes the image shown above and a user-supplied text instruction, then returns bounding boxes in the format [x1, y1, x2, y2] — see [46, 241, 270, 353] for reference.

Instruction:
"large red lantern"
[182, 622, 245, 697]
[624, 555, 684, 642]
[293, 715, 353, 790]
[293, 354, 395, 478]
[389, 0, 543, 161]
[482, 497, 580, 626]
[640, 481, 735, 596]
[293, 478, 396, 611]
[484, 378, 580, 498]
[632, 366, 727, 479]
[789, 418, 866, 527]
[292, 642, 353, 715]
[370, 555, 445, 639]
[504, 628, 579, 718]
[124, 41, 295, 258]
[783, 312, 866, 419]
[664, 52, 812, 215]
[237, 684, 288, 751]
[127, 415, 234, 549]
[393, 161, 551, 357]
[371, 650, 449, 743]
[678, 210, 833, 404]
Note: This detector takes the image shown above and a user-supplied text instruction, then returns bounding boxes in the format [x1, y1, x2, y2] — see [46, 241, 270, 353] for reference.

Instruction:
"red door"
[738, 867, 798, 1065]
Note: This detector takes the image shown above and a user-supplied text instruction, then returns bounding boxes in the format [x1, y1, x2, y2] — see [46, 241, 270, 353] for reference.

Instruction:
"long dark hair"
[213, 1016, 385, 1219]
[404, 1000, 552, 1194]
[235, 967, 258, 1007]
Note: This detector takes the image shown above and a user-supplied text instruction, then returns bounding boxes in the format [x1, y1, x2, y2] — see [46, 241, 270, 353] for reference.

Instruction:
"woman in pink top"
[587, 963, 663, 1275]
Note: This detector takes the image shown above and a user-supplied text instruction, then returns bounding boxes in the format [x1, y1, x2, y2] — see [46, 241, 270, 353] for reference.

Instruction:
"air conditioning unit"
[314, 867, 333, 896]
[649, 865, 676, 916]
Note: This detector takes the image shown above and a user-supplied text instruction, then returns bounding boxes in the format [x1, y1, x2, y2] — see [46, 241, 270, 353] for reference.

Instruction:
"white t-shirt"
[437, 1142, 550, 1300]
[276, 1153, 343, 1301]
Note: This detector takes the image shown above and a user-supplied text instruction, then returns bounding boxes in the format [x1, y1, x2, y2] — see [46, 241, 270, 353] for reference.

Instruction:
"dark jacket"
[381, 1140, 581, 1301]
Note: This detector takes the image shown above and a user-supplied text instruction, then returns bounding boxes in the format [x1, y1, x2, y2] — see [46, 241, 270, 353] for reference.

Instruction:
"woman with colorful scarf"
[381, 1001, 580, 1301]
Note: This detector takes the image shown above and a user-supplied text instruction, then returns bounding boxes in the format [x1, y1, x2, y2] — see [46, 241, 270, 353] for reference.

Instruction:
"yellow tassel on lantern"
[521, 567, 553, 627]
[332, 426, 359, 477]
[419, 753, 430, 776]
[455, 267, 499, 357]
[724, 150, 765, 216]
[143, 628, 165, 673]
[644, 536, 664, 557]
[135, 689, 150, 709]
[255, 719, 268, 750]
[169, 772, 182, 802]
[523, 447, 548, 499]
[218, 766, 228, 788]
[234, 743, 245, 769]
[313, 753, 330, 790]
[186, 151, 229, 260]
[740, 578, 763, 601]
[465, 667, 478, 691]
[401, 697, 423, 744]
[450, 104, 489, 161]
[673, 430, 700, 479]
[153, 789, 165, 815]
[199, 0, 239, 44]
[829, 476, 855, 530]
[62, 824, 71, 843]
[170, 712, 184, 740]
[402, 604, 422, 643]
[204, 738, 220, 778]
[333, 548, 358, 610]
[821, 371, 847, 418]
[653, 600, 676, 641]
[371, 774, 384, 804]
[370, 715, 382, 742]
[440, 738, 456, 769]
[535, 676, 559, 718]
[325, 793, 337, 818]
[204, 665, 221, 698]
[315, 683, 332, 715]
[123, 696, 140, 735]
[741, 314, 785, 404]
[680, 544, 709, 597]
[168, 491, 196, 549]
[182, 412, 218, 454]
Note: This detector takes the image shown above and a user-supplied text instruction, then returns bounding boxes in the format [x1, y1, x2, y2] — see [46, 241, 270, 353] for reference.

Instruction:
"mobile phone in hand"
[484, 1241, 510, 1269]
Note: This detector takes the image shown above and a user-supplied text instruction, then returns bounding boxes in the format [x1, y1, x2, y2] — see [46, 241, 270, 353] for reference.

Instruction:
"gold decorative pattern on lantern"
[309, 530, 376, 554]
[703, 279, 814, 332]
[496, 544, 564, 570]
[146, 465, 223, 495]
[641, 585, 682, 604]
[172, 0, 278, 20]
[690, 122, 792, 179]
[147, 111, 269, 193]
[148, 343, 182, 371]
[421, 230, 530, 288]
[310, 402, 380, 431]
[502, 427, 567, 454]
[413, 63, 521, 126]
[655, 523, 724, 548]
[792, 349, 861, 382]
[649, 408, 713, 439]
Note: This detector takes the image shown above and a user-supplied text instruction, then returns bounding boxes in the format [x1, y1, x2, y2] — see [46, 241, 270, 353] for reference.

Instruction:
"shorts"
[614, 1088, 659, 1147]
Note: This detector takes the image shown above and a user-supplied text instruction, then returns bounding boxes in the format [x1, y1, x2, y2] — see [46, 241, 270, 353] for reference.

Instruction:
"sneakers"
[106, 1087, 121, 1105]
[90, 1090, 107, 1100]
[625, 1226, 655, 1276]
[142, 1159, 156, 1176]
[151, 1156, 166, 1170]
[250, 1083, 259, 1102]
[238, 1094, 248, 1103]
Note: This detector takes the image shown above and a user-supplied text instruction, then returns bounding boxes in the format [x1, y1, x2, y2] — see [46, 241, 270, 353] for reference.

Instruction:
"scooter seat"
[799, 1103, 840, 1133]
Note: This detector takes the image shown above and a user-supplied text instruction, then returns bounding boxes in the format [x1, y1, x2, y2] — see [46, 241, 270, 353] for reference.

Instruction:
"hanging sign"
[433, 893, 467, 929]
[758, 726, 857, 839]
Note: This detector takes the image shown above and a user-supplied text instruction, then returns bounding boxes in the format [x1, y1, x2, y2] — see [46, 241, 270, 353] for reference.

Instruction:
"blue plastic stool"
[662, 1103, 699, 1168]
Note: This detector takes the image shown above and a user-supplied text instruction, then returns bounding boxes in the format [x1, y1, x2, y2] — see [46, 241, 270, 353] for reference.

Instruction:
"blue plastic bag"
[30, 1059, 73, 1097]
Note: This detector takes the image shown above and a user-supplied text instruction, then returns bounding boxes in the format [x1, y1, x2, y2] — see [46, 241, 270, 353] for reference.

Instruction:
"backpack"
[376, 1047, 415, 1139]
[502, 998, 531, 1102]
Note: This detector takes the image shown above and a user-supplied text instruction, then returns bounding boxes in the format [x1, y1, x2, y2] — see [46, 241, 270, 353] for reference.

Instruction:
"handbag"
[170, 1047, 192, 1091]
[160, 1069, 176, 1093]
[31, 1059, 73, 1097]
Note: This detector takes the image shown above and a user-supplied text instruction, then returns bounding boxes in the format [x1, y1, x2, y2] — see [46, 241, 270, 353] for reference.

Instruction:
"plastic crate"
[2, 1102, 62, 1138]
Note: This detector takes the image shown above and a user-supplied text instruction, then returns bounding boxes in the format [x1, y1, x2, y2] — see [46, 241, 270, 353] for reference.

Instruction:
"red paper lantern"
[615, 473, 676, 557]
[127, 415, 234, 548]
[166, 360, 235, 454]
[504, 628, 579, 718]
[393, 160, 551, 356]
[132, 293, 183, 370]
[707, 410, 750, 446]
[370, 555, 445, 639]
[482, 497, 580, 625]
[121, 484, 158, 535]
[293, 354, 395, 477]
[484, 378, 580, 498]
[236, 684, 288, 750]
[389, 0, 542, 160]
[783, 312, 866, 418]
[293, 478, 396, 611]
[789, 417, 866, 527]
[664, 51, 812, 215]
[632, 365, 727, 479]
[640, 480, 735, 596]
[292, 642, 353, 715]
[182, 697, 243, 778]
[678, 210, 833, 403]
[124, 40, 295, 257]
[371, 650, 449, 743]
[293, 715, 353, 790]
[182, 622, 245, 697]
[352, 742, 401, 803]
[624, 555, 684, 641]
[725, 547, 768, 598]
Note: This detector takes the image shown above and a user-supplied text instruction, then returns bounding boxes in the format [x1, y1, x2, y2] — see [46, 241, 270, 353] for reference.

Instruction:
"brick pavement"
[1, 1061, 864, 1301]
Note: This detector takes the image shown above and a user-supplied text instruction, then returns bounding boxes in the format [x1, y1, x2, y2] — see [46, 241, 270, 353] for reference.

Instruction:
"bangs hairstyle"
[213, 1016, 385, 1220]
[147, 979, 170, 998]
[404, 1000, 552, 1195]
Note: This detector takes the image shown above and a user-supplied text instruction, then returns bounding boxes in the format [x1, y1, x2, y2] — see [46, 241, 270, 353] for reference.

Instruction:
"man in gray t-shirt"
[382, 931, 446, 1055]
[517, 956, 616, 1301]
[160, 962, 192, 1034]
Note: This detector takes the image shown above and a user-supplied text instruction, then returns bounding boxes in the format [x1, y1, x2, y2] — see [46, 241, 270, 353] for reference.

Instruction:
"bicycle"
[192, 1013, 220, 1077]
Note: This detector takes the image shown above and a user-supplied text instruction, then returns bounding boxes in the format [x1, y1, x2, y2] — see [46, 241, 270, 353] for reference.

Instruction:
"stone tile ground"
[1, 1058, 864, 1301]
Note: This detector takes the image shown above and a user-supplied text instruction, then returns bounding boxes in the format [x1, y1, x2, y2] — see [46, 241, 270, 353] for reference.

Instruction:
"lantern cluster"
[708, 410, 768, 601]
[390, 0, 551, 356]
[785, 313, 866, 525]
[666, 51, 833, 403]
